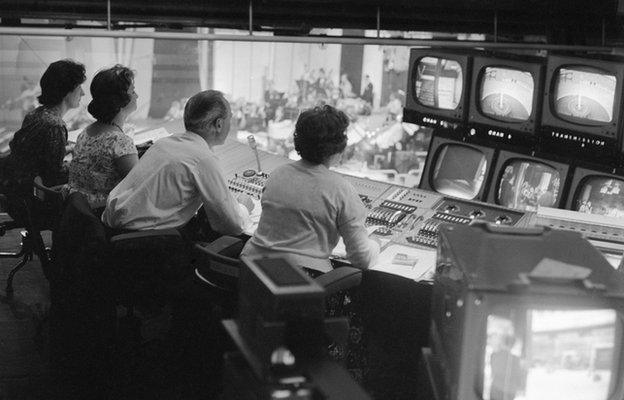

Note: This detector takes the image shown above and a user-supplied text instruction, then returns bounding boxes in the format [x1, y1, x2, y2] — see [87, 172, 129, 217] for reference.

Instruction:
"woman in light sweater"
[242, 105, 380, 273]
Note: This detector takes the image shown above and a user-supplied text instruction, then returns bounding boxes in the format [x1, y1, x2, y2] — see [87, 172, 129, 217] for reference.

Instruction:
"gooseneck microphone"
[247, 135, 263, 174]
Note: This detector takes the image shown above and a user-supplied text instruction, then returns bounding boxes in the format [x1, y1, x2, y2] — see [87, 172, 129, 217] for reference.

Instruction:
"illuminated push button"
[469, 209, 485, 219]
[495, 215, 512, 225]
[444, 204, 459, 213]
[242, 169, 256, 178]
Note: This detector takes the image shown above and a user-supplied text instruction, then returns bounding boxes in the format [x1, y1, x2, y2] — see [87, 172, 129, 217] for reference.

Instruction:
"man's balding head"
[184, 90, 230, 134]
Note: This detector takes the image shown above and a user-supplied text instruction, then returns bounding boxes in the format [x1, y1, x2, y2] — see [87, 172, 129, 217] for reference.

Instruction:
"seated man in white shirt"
[101, 90, 253, 240]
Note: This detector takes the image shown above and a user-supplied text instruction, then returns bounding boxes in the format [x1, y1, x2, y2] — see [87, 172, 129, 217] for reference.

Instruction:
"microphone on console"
[247, 135, 263, 174]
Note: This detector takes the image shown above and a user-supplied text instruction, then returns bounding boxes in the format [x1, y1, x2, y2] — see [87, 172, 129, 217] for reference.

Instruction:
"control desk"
[222, 138, 532, 282]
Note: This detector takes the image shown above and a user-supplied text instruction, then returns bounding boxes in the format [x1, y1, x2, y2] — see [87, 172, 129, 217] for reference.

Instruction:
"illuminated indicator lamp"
[495, 215, 512, 224]
[445, 204, 459, 213]
[469, 209, 485, 219]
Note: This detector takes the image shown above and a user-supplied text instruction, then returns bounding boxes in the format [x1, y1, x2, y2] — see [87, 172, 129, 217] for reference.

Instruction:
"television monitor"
[486, 149, 571, 211]
[540, 54, 624, 159]
[404, 48, 474, 132]
[482, 307, 620, 400]
[467, 54, 545, 144]
[429, 222, 624, 400]
[565, 165, 624, 217]
[419, 135, 496, 201]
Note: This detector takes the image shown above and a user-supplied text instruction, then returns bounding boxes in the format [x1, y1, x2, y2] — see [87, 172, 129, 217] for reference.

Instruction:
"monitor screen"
[415, 57, 463, 110]
[497, 159, 561, 211]
[432, 144, 488, 200]
[573, 177, 624, 217]
[553, 67, 616, 125]
[479, 67, 534, 122]
[484, 310, 617, 400]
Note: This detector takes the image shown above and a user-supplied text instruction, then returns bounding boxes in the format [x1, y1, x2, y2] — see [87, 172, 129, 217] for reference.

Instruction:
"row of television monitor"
[404, 48, 624, 159]
[421, 135, 624, 217]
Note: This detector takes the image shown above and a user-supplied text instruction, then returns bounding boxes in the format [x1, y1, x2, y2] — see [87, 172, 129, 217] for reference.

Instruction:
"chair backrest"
[53, 191, 189, 308]
[33, 176, 63, 204]
[193, 237, 243, 293]
[51, 192, 109, 292]
[110, 228, 188, 280]
[193, 239, 363, 296]
[30, 176, 64, 231]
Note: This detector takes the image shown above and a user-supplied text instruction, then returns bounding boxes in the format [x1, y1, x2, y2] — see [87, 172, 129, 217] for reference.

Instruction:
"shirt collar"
[182, 130, 214, 154]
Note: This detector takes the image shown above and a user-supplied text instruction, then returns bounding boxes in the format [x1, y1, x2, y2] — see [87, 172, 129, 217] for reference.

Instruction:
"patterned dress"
[68, 123, 137, 208]
[3, 106, 68, 196]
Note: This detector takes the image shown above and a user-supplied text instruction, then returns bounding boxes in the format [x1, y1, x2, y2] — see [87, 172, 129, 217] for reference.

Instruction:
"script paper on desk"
[67, 127, 171, 146]
[132, 127, 171, 145]
[371, 245, 436, 281]
[331, 226, 390, 259]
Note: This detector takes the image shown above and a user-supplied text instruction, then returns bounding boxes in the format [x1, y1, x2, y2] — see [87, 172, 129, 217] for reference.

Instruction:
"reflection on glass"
[554, 67, 616, 124]
[480, 67, 534, 122]
[497, 160, 560, 211]
[414, 57, 463, 110]
[432, 144, 487, 199]
[574, 177, 624, 217]
[484, 310, 616, 400]
[0, 33, 433, 187]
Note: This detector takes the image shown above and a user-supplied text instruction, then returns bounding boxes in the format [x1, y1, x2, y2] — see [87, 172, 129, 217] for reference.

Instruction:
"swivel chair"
[0, 176, 61, 297]
[50, 191, 191, 399]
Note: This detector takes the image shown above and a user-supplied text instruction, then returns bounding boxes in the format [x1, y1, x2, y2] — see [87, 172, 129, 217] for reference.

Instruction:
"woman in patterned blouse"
[4, 59, 86, 196]
[68, 65, 139, 209]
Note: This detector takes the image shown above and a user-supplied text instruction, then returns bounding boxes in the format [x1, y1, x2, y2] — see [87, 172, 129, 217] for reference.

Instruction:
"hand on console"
[236, 193, 255, 213]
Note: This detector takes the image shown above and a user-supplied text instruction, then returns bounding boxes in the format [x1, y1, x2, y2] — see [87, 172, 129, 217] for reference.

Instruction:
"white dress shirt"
[102, 131, 247, 234]
[242, 160, 380, 272]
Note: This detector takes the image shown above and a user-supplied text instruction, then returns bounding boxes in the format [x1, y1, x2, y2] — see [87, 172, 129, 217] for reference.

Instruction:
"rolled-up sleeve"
[337, 188, 380, 269]
[192, 156, 246, 236]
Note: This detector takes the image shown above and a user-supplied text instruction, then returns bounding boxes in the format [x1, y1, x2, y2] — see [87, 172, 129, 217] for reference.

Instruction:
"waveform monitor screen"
[483, 310, 616, 400]
[432, 144, 488, 200]
[553, 67, 616, 125]
[415, 57, 463, 110]
[574, 177, 624, 217]
[479, 67, 534, 122]
[497, 160, 562, 211]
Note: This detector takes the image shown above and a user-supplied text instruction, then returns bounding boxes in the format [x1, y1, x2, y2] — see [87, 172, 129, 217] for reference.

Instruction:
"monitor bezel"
[565, 164, 624, 212]
[404, 48, 474, 131]
[467, 54, 545, 139]
[541, 54, 624, 143]
[485, 149, 571, 210]
[419, 134, 497, 201]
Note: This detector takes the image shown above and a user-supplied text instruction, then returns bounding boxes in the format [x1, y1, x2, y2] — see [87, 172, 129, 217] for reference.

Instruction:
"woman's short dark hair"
[37, 59, 86, 107]
[88, 65, 134, 123]
[294, 105, 349, 165]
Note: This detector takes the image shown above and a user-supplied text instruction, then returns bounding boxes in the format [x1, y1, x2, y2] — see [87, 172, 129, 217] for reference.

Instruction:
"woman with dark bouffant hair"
[68, 64, 139, 209]
[4, 59, 86, 196]
[242, 105, 380, 272]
